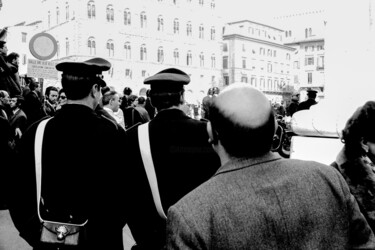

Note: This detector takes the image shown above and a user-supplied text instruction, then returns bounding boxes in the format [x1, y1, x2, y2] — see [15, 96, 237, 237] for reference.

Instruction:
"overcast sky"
[0, 0, 326, 28]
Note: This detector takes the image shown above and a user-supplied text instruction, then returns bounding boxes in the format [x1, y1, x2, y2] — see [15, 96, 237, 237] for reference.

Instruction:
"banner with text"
[27, 59, 58, 79]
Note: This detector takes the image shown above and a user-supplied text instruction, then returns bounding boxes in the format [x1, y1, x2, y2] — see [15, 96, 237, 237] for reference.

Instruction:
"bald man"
[166, 83, 375, 249]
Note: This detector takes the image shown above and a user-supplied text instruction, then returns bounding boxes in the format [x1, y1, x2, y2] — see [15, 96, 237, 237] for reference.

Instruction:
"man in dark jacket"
[8, 57, 127, 250]
[0, 41, 22, 97]
[124, 68, 221, 249]
[297, 89, 318, 111]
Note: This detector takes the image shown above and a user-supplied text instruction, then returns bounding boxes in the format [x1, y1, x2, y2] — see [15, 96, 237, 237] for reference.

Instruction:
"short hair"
[341, 101, 375, 159]
[102, 90, 117, 106]
[149, 89, 184, 111]
[101, 86, 111, 96]
[123, 87, 132, 96]
[208, 102, 276, 158]
[58, 88, 66, 96]
[29, 80, 39, 91]
[62, 74, 102, 100]
[127, 94, 138, 106]
[45, 86, 58, 97]
[0, 90, 9, 98]
[0, 41, 6, 49]
[6, 52, 19, 63]
[307, 91, 317, 99]
[137, 96, 146, 105]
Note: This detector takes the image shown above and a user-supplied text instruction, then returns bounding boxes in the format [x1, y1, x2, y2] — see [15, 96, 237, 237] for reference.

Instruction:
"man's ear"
[90, 84, 100, 98]
[207, 121, 218, 145]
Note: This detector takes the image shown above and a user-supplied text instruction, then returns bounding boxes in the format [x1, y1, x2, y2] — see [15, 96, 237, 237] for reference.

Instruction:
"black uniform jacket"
[124, 108, 221, 249]
[8, 104, 127, 250]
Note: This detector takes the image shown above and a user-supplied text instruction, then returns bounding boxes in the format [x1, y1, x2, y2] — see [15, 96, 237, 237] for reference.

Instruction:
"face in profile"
[58, 92, 67, 106]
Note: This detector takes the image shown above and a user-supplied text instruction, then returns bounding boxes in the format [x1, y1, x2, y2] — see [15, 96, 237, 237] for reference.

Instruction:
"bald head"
[208, 83, 276, 158]
[215, 83, 273, 128]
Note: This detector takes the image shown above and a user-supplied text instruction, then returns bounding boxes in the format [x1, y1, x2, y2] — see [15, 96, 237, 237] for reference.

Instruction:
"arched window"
[124, 42, 131, 59]
[199, 24, 204, 39]
[65, 38, 69, 56]
[88, 37, 96, 55]
[106, 5, 114, 22]
[140, 44, 147, 61]
[157, 46, 164, 63]
[211, 53, 215, 68]
[210, 26, 215, 40]
[88, 1, 95, 19]
[186, 21, 192, 36]
[174, 48, 179, 64]
[211, 0, 215, 9]
[186, 50, 192, 66]
[288, 30, 292, 37]
[140, 11, 147, 28]
[173, 18, 179, 34]
[56, 7, 60, 24]
[157, 15, 164, 31]
[305, 28, 308, 38]
[309, 28, 312, 37]
[65, 2, 69, 20]
[106, 39, 114, 57]
[124, 8, 131, 25]
[199, 52, 204, 67]
[199, 0, 204, 6]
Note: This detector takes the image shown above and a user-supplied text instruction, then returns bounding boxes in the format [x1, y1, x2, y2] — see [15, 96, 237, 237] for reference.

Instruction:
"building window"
[88, 37, 96, 55]
[140, 11, 147, 28]
[124, 8, 131, 25]
[22, 54, 27, 65]
[88, 1, 95, 19]
[293, 61, 300, 69]
[199, 52, 204, 67]
[140, 44, 147, 61]
[142, 70, 146, 77]
[186, 51, 192, 66]
[199, 24, 204, 39]
[157, 15, 164, 31]
[174, 49, 179, 64]
[157, 46, 164, 63]
[223, 43, 228, 52]
[308, 72, 312, 84]
[107, 39, 114, 57]
[259, 47, 265, 55]
[66, 2, 69, 20]
[241, 76, 248, 83]
[267, 49, 272, 57]
[317, 45, 324, 51]
[251, 77, 257, 87]
[211, 0, 215, 9]
[56, 7, 60, 24]
[48, 11, 51, 27]
[210, 26, 215, 40]
[273, 50, 276, 57]
[106, 5, 114, 22]
[305, 56, 314, 65]
[317, 56, 324, 69]
[173, 18, 179, 34]
[286, 53, 290, 60]
[267, 63, 272, 73]
[124, 42, 131, 59]
[199, 0, 204, 6]
[65, 38, 69, 56]
[242, 57, 246, 69]
[223, 56, 228, 69]
[21, 32, 27, 43]
[125, 69, 132, 79]
[224, 75, 229, 85]
[211, 54, 216, 68]
[186, 22, 192, 36]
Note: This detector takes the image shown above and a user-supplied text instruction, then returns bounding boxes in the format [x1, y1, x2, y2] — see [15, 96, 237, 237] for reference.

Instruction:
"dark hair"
[13, 95, 24, 108]
[149, 89, 184, 111]
[0, 41, 6, 49]
[127, 94, 138, 106]
[58, 88, 66, 96]
[101, 86, 111, 96]
[61, 74, 100, 100]
[123, 87, 132, 96]
[137, 96, 146, 105]
[45, 86, 58, 97]
[307, 91, 317, 99]
[6, 52, 19, 63]
[209, 103, 276, 158]
[29, 80, 39, 91]
[102, 90, 117, 106]
[341, 101, 375, 159]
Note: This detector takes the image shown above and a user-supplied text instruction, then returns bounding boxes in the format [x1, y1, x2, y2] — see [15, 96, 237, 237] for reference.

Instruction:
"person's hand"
[15, 128, 22, 138]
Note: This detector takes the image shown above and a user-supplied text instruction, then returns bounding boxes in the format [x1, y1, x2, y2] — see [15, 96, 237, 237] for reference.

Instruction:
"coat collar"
[215, 152, 282, 176]
[153, 108, 188, 121]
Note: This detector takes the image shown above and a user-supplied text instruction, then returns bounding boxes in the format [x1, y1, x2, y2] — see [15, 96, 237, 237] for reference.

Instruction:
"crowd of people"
[1, 53, 375, 250]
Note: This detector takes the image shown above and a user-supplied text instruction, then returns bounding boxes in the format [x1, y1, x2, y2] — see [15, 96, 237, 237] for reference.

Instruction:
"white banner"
[27, 59, 58, 79]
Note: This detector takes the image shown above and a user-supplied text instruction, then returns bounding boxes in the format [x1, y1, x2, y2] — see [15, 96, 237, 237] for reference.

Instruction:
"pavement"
[0, 209, 136, 250]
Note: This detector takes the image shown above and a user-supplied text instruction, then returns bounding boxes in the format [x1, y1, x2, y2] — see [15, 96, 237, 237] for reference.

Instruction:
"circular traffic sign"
[29, 33, 58, 60]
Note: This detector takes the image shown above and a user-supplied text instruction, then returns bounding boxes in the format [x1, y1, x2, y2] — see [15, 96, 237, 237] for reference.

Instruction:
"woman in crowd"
[332, 100, 375, 231]
[56, 88, 67, 110]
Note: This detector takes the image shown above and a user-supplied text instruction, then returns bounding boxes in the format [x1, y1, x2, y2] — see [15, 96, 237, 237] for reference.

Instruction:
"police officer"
[123, 68, 221, 249]
[9, 58, 127, 249]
